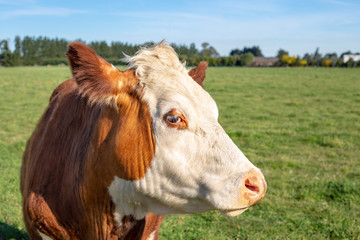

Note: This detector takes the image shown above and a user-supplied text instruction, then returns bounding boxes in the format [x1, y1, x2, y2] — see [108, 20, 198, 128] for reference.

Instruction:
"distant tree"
[200, 42, 219, 57]
[209, 46, 219, 57]
[111, 41, 140, 58]
[302, 53, 315, 66]
[325, 59, 332, 67]
[336, 58, 344, 67]
[188, 43, 198, 57]
[21, 36, 41, 65]
[217, 57, 230, 66]
[0, 39, 20, 66]
[323, 53, 337, 67]
[239, 52, 254, 66]
[190, 55, 201, 66]
[228, 55, 238, 66]
[340, 51, 352, 59]
[313, 47, 322, 66]
[201, 42, 209, 51]
[99, 41, 111, 58]
[276, 49, 288, 59]
[347, 58, 354, 68]
[15, 36, 21, 55]
[0, 40, 9, 65]
[171, 42, 199, 59]
[320, 58, 332, 67]
[230, 46, 263, 57]
[281, 55, 297, 66]
[203, 56, 217, 66]
[229, 49, 242, 56]
[303, 53, 311, 60]
[242, 46, 263, 57]
[178, 54, 188, 63]
[89, 41, 111, 58]
[300, 60, 307, 67]
[324, 53, 337, 59]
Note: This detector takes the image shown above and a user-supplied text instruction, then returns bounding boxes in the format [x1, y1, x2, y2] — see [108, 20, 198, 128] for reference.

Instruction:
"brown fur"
[188, 61, 208, 87]
[66, 42, 126, 102]
[21, 42, 204, 239]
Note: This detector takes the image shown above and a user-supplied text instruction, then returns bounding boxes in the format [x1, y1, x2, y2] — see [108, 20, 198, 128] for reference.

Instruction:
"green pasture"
[0, 66, 359, 239]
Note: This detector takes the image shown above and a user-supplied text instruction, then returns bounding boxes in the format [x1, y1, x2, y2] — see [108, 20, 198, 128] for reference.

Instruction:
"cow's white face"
[109, 43, 266, 219]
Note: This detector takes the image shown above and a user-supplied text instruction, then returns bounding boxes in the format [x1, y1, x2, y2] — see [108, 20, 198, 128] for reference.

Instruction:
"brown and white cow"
[20, 42, 267, 240]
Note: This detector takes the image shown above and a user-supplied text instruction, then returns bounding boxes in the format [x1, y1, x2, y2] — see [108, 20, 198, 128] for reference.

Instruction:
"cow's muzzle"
[242, 168, 267, 207]
[222, 168, 267, 217]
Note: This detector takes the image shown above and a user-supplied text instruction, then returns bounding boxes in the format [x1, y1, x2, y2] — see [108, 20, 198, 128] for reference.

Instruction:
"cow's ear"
[188, 61, 208, 87]
[66, 42, 137, 102]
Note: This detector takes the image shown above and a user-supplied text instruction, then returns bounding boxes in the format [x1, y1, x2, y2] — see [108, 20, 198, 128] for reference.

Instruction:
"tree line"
[0, 36, 359, 67]
[275, 48, 359, 68]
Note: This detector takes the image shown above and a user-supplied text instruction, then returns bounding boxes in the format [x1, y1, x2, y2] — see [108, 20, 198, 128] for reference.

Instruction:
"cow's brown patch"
[21, 42, 157, 239]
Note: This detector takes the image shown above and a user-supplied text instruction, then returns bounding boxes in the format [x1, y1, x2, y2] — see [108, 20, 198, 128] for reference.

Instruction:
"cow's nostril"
[245, 178, 259, 193]
[240, 169, 267, 207]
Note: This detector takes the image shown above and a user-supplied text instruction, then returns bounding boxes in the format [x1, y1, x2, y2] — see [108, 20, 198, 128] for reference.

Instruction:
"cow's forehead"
[127, 43, 186, 80]
[126, 43, 218, 119]
[127, 43, 191, 93]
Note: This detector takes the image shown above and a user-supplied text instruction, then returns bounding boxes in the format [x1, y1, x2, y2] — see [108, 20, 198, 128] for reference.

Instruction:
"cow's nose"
[242, 169, 267, 207]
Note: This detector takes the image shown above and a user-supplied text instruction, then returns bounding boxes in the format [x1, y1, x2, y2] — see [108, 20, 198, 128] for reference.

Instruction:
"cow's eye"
[163, 109, 188, 129]
[166, 115, 181, 123]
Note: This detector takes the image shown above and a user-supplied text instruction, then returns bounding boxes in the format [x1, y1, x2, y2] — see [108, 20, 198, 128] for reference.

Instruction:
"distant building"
[343, 54, 360, 63]
[252, 57, 279, 67]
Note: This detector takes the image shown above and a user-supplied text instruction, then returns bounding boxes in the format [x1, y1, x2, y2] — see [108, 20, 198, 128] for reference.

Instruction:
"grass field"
[0, 66, 359, 239]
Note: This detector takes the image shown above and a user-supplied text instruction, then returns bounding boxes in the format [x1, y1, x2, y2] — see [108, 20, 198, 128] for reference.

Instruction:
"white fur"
[109, 43, 263, 220]
[38, 231, 52, 240]
[147, 230, 156, 240]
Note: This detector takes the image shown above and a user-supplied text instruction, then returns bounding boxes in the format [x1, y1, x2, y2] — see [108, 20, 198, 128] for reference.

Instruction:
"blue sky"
[1, 0, 359, 56]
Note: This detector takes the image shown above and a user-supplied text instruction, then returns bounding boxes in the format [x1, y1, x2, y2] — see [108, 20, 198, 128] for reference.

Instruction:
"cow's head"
[67, 42, 267, 220]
